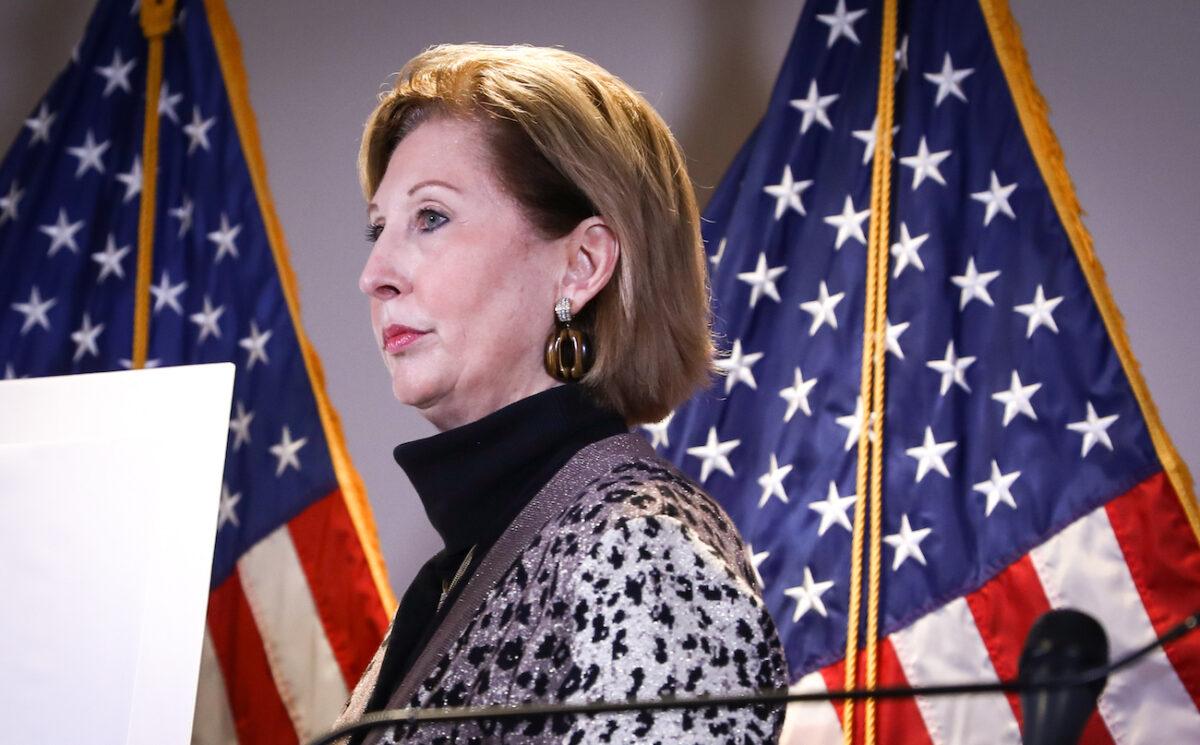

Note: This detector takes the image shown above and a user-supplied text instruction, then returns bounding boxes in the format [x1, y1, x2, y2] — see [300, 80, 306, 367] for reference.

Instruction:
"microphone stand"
[306, 609, 1199, 745]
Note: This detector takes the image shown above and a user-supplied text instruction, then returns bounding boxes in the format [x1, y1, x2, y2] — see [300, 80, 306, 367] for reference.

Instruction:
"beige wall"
[2, 0, 1197, 595]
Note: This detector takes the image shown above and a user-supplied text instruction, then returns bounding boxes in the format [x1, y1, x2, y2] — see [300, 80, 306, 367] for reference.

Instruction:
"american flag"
[649, 1, 1200, 742]
[0, 0, 393, 742]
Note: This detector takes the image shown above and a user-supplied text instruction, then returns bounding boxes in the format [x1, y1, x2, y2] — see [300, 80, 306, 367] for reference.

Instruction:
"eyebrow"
[407, 179, 460, 196]
[367, 179, 462, 215]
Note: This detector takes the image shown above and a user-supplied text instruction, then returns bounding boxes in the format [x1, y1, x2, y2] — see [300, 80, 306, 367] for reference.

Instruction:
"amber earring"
[544, 297, 593, 381]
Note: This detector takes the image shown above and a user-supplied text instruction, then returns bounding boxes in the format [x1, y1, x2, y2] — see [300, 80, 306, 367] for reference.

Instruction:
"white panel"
[780, 671, 844, 745]
[238, 527, 349, 739]
[891, 597, 1022, 745]
[0, 364, 233, 745]
[191, 630, 239, 745]
[1030, 507, 1200, 743]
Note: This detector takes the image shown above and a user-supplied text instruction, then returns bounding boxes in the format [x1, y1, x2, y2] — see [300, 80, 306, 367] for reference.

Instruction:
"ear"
[559, 217, 620, 312]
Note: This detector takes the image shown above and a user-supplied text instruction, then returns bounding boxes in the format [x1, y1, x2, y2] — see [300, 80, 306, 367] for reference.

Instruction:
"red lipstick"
[383, 324, 428, 354]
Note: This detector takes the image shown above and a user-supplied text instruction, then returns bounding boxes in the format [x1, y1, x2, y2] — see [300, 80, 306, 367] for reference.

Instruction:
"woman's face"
[359, 116, 562, 430]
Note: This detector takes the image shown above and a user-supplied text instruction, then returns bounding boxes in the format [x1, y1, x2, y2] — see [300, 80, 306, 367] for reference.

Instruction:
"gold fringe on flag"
[979, 0, 1198, 537]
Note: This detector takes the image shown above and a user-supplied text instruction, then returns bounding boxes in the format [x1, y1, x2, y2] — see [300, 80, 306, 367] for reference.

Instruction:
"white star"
[170, 196, 193, 238]
[836, 395, 875, 452]
[737, 252, 787, 308]
[158, 81, 183, 123]
[38, 208, 86, 256]
[239, 320, 273, 370]
[747, 544, 769, 588]
[3, 363, 19, 380]
[992, 371, 1041, 426]
[779, 367, 818, 422]
[150, 271, 188, 315]
[784, 568, 835, 621]
[973, 460, 1021, 516]
[884, 514, 933, 570]
[926, 340, 976, 396]
[95, 48, 136, 97]
[789, 80, 839, 134]
[763, 165, 812, 219]
[756, 453, 793, 508]
[950, 257, 1001, 310]
[92, 234, 131, 282]
[800, 280, 845, 335]
[851, 115, 898, 166]
[685, 426, 740, 483]
[23, 103, 56, 145]
[809, 481, 856, 536]
[642, 411, 674, 448]
[217, 483, 241, 530]
[895, 35, 909, 80]
[823, 194, 870, 250]
[118, 357, 161, 369]
[115, 157, 142, 203]
[709, 237, 727, 268]
[206, 213, 242, 263]
[0, 181, 24, 225]
[816, 0, 867, 47]
[70, 313, 105, 362]
[890, 222, 928, 278]
[67, 130, 110, 178]
[228, 400, 255, 451]
[183, 106, 216, 154]
[924, 52, 974, 106]
[11, 286, 56, 334]
[899, 137, 952, 190]
[189, 296, 226, 343]
[715, 339, 764, 394]
[885, 318, 909, 360]
[1014, 285, 1064, 338]
[971, 171, 1017, 226]
[269, 425, 308, 476]
[905, 426, 956, 482]
[1067, 402, 1119, 457]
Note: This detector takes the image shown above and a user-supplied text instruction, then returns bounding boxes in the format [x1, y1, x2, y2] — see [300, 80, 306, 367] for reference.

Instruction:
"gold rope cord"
[864, 0, 898, 740]
[133, 0, 177, 368]
[842, 1, 899, 743]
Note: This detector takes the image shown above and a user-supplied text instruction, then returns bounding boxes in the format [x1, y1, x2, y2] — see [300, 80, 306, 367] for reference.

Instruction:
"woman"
[338, 44, 788, 744]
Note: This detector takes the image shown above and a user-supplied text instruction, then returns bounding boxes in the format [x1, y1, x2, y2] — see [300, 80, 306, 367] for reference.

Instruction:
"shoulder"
[546, 452, 763, 593]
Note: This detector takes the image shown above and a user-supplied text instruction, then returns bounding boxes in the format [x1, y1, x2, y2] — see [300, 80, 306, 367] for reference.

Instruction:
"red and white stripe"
[193, 492, 390, 744]
[783, 472, 1200, 744]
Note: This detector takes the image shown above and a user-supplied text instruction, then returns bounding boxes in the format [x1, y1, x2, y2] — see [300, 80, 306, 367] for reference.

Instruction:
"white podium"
[0, 364, 234, 744]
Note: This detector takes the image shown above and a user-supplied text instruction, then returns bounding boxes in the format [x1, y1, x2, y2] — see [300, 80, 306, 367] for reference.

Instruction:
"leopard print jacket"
[349, 435, 788, 744]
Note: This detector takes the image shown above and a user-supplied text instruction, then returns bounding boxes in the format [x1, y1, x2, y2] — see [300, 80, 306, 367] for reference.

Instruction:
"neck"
[420, 377, 562, 432]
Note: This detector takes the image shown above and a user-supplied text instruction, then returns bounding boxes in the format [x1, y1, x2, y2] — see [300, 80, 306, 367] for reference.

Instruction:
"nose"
[358, 238, 412, 301]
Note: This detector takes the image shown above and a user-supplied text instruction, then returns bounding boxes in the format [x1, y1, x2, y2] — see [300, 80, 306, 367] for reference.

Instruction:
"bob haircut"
[359, 44, 714, 425]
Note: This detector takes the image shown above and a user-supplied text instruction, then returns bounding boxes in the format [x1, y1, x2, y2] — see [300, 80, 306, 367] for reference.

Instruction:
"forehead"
[374, 116, 497, 198]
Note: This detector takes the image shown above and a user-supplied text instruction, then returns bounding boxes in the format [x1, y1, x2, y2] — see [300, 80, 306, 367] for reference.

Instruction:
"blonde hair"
[360, 44, 713, 425]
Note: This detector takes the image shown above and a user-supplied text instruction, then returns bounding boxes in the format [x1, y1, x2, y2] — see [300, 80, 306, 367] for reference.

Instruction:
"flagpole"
[132, 0, 178, 369]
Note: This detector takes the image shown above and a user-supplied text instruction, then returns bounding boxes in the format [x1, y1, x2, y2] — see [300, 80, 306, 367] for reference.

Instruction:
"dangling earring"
[544, 297, 593, 381]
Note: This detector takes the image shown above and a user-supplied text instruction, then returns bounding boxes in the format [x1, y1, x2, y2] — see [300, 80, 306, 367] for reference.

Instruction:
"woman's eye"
[365, 223, 383, 243]
[417, 208, 448, 232]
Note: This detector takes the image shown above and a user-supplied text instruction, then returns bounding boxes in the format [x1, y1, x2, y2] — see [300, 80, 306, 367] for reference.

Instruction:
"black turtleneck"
[356, 383, 626, 727]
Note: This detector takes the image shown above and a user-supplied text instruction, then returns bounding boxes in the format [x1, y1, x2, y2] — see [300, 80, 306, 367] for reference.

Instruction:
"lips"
[382, 324, 429, 354]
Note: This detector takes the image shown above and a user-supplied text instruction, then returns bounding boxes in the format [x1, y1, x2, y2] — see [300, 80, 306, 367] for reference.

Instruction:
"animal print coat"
[337, 434, 788, 744]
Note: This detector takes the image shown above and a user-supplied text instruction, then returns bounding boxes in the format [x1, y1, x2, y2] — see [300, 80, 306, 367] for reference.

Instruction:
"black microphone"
[1018, 608, 1109, 745]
